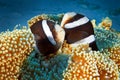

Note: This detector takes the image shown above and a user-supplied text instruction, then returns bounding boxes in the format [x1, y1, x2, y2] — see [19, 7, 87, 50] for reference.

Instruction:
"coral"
[63, 45, 119, 80]
[0, 27, 34, 80]
[19, 50, 69, 80]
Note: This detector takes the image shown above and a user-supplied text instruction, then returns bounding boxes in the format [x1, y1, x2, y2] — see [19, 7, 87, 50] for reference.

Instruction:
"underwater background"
[0, 0, 120, 32]
[0, 0, 120, 80]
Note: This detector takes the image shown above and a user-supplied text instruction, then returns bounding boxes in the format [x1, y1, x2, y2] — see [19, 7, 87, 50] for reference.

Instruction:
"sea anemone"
[19, 50, 69, 80]
[0, 13, 120, 80]
[28, 14, 63, 27]
[92, 19, 120, 50]
[98, 17, 112, 30]
[103, 45, 120, 72]
[0, 27, 34, 80]
[63, 45, 119, 80]
[61, 40, 72, 54]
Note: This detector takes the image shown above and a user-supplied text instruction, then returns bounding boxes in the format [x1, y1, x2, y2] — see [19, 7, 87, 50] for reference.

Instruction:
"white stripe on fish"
[42, 20, 56, 45]
[70, 35, 95, 47]
[64, 16, 89, 29]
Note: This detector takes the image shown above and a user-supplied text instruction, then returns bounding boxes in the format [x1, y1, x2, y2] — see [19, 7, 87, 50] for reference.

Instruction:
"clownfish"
[30, 19, 65, 55]
[61, 12, 98, 50]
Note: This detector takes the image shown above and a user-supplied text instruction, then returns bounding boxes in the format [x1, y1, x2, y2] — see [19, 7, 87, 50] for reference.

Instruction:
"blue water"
[0, 0, 120, 32]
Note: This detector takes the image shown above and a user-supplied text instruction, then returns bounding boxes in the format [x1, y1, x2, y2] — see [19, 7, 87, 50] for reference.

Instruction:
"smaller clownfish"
[29, 19, 65, 56]
[61, 12, 98, 50]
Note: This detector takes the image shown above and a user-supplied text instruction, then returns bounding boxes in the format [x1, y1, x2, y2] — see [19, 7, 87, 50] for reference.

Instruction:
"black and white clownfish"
[30, 19, 65, 55]
[61, 12, 98, 50]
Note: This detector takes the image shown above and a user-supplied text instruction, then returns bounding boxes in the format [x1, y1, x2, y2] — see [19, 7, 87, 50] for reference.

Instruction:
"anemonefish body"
[61, 12, 98, 50]
[30, 20, 65, 55]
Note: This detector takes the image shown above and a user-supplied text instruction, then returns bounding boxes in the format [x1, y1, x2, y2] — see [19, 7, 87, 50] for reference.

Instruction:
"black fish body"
[61, 12, 98, 50]
[30, 20, 65, 55]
